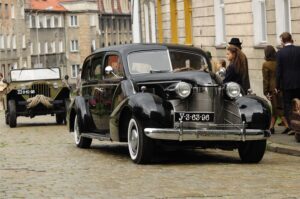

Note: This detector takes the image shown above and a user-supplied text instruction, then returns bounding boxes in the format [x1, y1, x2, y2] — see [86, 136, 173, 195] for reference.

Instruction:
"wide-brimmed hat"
[228, 38, 242, 46]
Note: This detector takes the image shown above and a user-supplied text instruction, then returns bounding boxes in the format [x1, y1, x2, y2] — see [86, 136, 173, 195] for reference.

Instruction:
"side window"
[90, 53, 103, 80]
[170, 51, 208, 71]
[104, 54, 124, 78]
[81, 57, 91, 81]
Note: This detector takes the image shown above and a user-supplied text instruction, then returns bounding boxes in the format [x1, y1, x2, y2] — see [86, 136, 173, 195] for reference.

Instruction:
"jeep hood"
[130, 71, 217, 86]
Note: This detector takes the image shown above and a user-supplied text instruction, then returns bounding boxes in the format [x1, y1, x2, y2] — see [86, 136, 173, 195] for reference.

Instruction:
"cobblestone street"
[0, 114, 299, 199]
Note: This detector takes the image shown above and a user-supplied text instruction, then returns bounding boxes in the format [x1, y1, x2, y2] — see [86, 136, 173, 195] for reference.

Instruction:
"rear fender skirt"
[236, 96, 271, 129]
[73, 96, 94, 132]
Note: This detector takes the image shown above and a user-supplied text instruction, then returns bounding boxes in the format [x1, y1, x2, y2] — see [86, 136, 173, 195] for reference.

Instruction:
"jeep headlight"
[226, 82, 241, 99]
[53, 82, 59, 89]
[175, 82, 191, 99]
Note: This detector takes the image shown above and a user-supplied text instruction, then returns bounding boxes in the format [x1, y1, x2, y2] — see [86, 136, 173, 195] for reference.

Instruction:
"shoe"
[281, 127, 291, 134]
[288, 131, 295, 135]
[270, 127, 275, 134]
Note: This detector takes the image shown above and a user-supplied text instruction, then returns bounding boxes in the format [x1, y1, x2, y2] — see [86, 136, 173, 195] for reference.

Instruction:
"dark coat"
[223, 63, 250, 93]
[276, 45, 300, 90]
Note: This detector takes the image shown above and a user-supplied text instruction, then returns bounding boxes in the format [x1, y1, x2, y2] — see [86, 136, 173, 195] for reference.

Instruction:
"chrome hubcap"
[128, 119, 139, 159]
[74, 115, 80, 145]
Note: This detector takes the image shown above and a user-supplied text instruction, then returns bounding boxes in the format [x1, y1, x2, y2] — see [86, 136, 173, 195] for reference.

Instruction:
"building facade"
[0, 0, 28, 79]
[97, 0, 132, 47]
[133, 0, 300, 97]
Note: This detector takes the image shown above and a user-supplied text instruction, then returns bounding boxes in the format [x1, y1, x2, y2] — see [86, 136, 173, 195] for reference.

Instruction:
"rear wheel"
[8, 100, 17, 128]
[74, 115, 92, 148]
[127, 117, 154, 164]
[238, 140, 266, 163]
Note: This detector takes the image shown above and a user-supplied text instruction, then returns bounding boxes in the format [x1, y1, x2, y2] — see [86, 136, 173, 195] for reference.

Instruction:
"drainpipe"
[132, 0, 141, 43]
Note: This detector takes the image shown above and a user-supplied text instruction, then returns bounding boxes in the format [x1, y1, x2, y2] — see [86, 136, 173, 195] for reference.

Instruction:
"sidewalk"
[267, 126, 300, 157]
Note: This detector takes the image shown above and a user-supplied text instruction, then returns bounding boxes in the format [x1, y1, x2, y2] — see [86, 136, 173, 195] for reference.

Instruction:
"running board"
[81, 133, 111, 141]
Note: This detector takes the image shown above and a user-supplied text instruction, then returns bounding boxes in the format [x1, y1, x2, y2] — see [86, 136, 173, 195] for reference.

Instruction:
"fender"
[236, 95, 271, 129]
[71, 96, 94, 132]
[127, 93, 170, 126]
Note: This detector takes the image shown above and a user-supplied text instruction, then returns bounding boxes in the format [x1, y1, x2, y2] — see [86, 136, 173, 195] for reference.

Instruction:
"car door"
[91, 52, 124, 132]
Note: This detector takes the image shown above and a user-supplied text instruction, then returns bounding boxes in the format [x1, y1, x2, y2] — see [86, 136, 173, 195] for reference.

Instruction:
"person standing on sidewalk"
[276, 32, 300, 135]
[223, 45, 250, 94]
[262, 45, 289, 134]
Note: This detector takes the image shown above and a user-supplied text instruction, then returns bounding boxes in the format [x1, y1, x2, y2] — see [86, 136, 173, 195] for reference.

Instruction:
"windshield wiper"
[150, 69, 169, 73]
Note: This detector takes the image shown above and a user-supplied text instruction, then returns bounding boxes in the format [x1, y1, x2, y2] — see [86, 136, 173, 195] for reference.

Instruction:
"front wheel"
[73, 115, 92, 148]
[127, 117, 154, 164]
[8, 100, 17, 128]
[238, 140, 266, 163]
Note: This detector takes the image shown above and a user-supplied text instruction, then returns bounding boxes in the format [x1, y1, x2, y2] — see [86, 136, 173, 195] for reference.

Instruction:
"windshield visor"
[10, 68, 61, 82]
[127, 50, 172, 74]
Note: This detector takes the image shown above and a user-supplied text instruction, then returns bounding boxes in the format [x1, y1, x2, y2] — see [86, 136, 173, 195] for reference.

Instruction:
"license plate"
[175, 112, 214, 122]
[17, 89, 36, 95]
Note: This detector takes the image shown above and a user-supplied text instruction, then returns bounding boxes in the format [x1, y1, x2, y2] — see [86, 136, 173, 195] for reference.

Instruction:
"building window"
[70, 15, 78, 27]
[70, 40, 79, 52]
[38, 42, 41, 54]
[275, 0, 291, 44]
[58, 15, 63, 27]
[29, 15, 32, 28]
[47, 16, 51, 28]
[92, 40, 96, 52]
[7, 35, 11, 49]
[71, 64, 80, 78]
[12, 35, 16, 49]
[59, 40, 63, 52]
[170, 0, 178, 43]
[44, 42, 48, 54]
[90, 15, 96, 26]
[22, 35, 26, 49]
[51, 16, 55, 28]
[51, 41, 56, 53]
[253, 0, 267, 46]
[11, 4, 15, 19]
[114, 0, 118, 10]
[5, 4, 9, 18]
[214, 0, 226, 46]
[0, 35, 3, 49]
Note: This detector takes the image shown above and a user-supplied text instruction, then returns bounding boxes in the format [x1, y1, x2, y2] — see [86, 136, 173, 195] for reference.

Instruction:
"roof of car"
[93, 43, 208, 57]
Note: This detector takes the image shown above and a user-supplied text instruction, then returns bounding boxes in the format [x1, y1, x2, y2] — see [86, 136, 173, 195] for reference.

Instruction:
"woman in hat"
[229, 38, 243, 50]
[223, 45, 250, 93]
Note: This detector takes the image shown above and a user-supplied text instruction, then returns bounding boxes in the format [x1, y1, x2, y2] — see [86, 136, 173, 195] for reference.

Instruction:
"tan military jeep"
[4, 67, 70, 128]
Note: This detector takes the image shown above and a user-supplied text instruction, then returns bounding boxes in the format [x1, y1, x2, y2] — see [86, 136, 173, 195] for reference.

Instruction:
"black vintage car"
[4, 67, 70, 127]
[68, 44, 271, 164]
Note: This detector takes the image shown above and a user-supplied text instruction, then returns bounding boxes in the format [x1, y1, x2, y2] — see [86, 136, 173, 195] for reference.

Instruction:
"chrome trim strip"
[144, 128, 270, 141]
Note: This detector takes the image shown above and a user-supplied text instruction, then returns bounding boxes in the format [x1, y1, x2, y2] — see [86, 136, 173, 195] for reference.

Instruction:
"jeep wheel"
[56, 114, 64, 124]
[238, 140, 266, 163]
[127, 117, 153, 164]
[74, 115, 92, 148]
[8, 100, 17, 128]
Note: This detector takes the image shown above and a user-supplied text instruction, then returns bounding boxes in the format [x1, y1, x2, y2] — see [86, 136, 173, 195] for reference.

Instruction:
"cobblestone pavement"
[0, 114, 300, 199]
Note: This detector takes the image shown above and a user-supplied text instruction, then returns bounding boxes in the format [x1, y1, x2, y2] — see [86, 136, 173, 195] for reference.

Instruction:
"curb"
[267, 141, 300, 157]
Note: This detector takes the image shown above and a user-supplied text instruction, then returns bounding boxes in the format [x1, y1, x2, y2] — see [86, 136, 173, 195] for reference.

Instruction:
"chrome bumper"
[144, 127, 270, 142]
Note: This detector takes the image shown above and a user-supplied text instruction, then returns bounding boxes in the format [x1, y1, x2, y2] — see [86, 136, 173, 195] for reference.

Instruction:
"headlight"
[175, 82, 191, 99]
[226, 82, 241, 99]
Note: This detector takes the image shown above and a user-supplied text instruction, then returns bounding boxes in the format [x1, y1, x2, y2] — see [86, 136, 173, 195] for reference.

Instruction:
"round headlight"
[175, 82, 191, 99]
[226, 82, 241, 99]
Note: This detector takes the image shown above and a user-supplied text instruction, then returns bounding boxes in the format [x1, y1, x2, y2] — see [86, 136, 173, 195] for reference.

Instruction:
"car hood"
[130, 71, 217, 86]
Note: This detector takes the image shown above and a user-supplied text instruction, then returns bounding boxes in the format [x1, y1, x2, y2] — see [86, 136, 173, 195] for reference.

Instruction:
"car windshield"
[169, 50, 209, 72]
[10, 68, 61, 82]
[127, 50, 172, 74]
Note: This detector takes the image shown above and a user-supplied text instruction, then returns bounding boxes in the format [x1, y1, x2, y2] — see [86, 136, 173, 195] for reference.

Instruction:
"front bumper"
[144, 123, 270, 142]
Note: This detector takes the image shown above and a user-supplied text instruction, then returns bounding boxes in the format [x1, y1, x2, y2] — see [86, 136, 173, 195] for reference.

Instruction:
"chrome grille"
[30, 84, 51, 97]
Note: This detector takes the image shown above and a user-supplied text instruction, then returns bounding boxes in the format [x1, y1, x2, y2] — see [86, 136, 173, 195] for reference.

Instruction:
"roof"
[29, 0, 67, 11]
[93, 43, 208, 58]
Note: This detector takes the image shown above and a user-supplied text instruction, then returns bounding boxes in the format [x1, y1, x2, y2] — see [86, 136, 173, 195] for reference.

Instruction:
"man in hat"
[229, 38, 243, 50]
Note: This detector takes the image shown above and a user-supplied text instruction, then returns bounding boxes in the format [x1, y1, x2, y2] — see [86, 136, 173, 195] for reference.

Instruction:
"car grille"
[30, 84, 51, 97]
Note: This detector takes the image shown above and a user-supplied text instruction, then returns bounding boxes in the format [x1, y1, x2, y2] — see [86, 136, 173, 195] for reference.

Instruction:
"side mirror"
[105, 66, 113, 75]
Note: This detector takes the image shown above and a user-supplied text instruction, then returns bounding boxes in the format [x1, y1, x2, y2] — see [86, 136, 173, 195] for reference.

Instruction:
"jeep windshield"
[127, 50, 172, 74]
[10, 68, 61, 82]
